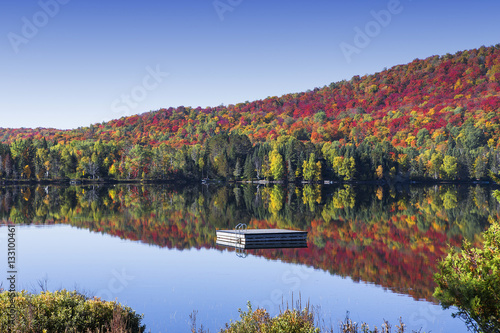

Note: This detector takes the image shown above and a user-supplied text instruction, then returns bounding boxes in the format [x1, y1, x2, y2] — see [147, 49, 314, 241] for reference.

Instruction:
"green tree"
[416, 128, 430, 147]
[459, 122, 486, 150]
[473, 155, 488, 180]
[243, 155, 255, 181]
[441, 155, 458, 180]
[434, 222, 500, 332]
[428, 152, 443, 180]
[494, 190, 500, 203]
[60, 146, 77, 178]
[314, 110, 326, 123]
[10, 139, 35, 179]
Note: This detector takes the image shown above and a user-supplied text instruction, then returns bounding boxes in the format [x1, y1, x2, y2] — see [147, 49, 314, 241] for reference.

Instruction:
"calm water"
[1, 184, 498, 332]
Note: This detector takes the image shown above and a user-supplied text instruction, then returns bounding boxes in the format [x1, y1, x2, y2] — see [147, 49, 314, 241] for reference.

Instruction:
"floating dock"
[216, 228, 308, 249]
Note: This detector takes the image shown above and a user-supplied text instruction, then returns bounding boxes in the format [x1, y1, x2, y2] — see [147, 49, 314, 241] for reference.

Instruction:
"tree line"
[0, 127, 499, 183]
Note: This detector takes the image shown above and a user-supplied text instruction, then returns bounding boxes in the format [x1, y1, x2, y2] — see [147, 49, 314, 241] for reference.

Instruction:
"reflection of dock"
[216, 229, 308, 249]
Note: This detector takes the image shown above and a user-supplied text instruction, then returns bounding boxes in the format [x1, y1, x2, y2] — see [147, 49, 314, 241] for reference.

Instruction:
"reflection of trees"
[302, 185, 321, 212]
[0, 184, 498, 302]
[441, 189, 457, 210]
[268, 185, 283, 216]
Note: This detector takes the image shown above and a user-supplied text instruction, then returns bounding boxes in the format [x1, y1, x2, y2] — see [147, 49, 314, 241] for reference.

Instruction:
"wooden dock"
[216, 229, 308, 249]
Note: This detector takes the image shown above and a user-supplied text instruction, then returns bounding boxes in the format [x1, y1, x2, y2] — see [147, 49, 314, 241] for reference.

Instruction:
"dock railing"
[234, 223, 247, 244]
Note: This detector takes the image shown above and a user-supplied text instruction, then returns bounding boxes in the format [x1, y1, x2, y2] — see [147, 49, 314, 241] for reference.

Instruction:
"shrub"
[434, 221, 500, 332]
[215, 302, 422, 333]
[220, 302, 318, 333]
[0, 290, 145, 333]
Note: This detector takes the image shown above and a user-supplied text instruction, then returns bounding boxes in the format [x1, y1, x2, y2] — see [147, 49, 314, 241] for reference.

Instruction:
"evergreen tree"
[473, 155, 488, 180]
[287, 159, 296, 182]
[233, 158, 242, 180]
[243, 155, 255, 181]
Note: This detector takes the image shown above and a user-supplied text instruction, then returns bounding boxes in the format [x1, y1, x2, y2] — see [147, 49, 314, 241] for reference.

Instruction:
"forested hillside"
[1, 45, 500, 182]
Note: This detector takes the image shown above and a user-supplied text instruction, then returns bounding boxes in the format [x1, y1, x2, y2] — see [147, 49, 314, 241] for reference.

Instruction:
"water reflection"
[0, 183, 498, 303]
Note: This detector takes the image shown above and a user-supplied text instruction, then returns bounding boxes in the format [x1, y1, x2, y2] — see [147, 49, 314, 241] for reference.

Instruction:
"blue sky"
[1, 0, 499, 129]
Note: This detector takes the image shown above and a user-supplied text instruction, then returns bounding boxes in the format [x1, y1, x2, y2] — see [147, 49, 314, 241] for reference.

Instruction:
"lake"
[1, 183, 498, 332]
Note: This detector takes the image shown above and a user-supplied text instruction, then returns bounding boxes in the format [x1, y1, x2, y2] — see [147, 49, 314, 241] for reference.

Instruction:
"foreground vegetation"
[434, 221, 500, 332]
[0, 290, 423, 333]
[0, 290, 145, 333]
[191, 301, 423, 333]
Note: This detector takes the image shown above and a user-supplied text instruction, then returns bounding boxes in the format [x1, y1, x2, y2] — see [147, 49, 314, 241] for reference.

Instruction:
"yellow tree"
[376, 165, 384, 180]
[332, 156, 356, 181]
[269, 148, 284, 181]
[314, 161, 322, 181]
[302, 153, 317, 181]
[22, 165, 31, 179]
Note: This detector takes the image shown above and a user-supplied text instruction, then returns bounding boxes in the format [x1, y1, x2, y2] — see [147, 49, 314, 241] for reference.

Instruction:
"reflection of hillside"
[246, 217, 462, 301]
[0, 184, 496, 302]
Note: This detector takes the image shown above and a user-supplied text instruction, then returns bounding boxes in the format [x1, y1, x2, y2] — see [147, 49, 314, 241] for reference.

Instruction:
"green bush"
[434, 221, 500, 332]
[0, 290, 145, 333]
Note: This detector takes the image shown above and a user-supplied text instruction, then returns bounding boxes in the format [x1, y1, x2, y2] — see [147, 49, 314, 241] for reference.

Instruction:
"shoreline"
[0, 178, 495, 187]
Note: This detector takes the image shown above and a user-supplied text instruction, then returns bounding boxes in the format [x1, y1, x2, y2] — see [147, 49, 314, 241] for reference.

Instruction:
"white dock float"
[216, 229, 308, 249]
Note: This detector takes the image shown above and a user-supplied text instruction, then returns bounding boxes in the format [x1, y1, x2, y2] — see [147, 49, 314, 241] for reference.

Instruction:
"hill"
[0, 44, 499, 182]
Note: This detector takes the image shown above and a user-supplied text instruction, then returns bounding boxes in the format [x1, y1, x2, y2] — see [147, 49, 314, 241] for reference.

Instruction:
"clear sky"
[1, 0, 499, 129]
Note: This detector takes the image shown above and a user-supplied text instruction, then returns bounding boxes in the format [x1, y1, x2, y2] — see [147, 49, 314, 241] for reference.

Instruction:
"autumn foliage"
[1, 45, 500, 182]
